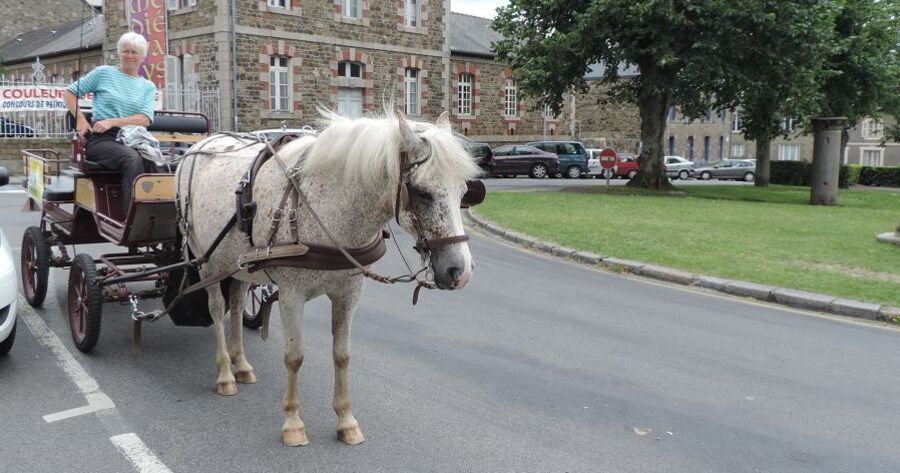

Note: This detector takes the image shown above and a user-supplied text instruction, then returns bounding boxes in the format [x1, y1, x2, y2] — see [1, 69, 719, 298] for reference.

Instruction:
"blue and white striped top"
[66, 65, 156, 123]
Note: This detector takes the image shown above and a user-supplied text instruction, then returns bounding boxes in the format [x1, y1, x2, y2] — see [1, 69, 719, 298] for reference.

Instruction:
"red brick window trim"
[397, 56, 428, 117]
[500, 69, 523, 122]
[259, 42, 302, 116]
[453, 63, 480, 120]
[331, 49, 374, 116]
[258, 0, 302, 16]
[397, 0, 428, 34]
[334, 0, 370, 26]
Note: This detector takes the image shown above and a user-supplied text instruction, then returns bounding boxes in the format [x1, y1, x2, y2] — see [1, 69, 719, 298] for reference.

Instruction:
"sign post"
[599, 148, 617, 187]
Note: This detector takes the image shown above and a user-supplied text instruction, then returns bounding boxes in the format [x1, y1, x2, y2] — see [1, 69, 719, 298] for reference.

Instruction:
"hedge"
[769, 161, 900, 188]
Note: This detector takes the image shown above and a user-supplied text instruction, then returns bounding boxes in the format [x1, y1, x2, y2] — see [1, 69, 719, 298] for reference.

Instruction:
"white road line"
[44, 392, 116, 423]
[19, 297, 101, 395]
[0, 189, 25, 193]
[110, 433, 174, 473]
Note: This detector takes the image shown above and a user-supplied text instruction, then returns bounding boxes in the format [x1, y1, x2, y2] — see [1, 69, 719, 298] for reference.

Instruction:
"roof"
[0, 14, 104, 64]
[449, 12, 502, 58]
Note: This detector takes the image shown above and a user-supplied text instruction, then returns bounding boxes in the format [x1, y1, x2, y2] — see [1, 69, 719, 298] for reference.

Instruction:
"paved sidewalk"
[465, 209, 900, 324]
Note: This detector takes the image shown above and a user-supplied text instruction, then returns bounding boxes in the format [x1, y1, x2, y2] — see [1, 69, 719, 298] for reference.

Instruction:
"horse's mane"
[302, 108, 481, 203]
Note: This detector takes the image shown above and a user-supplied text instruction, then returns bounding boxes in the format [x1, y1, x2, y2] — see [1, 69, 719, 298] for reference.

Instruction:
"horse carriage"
[19, 110, 277, 352]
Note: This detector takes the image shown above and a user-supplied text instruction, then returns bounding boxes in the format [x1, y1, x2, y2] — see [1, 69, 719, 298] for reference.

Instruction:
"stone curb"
[464, 209, 899, 324]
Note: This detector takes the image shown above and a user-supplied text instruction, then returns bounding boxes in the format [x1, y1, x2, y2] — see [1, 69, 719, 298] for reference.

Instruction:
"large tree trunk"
[810, 117, 847, 206]
[627, 83, 673, 190]
[754, 137, 772, 187]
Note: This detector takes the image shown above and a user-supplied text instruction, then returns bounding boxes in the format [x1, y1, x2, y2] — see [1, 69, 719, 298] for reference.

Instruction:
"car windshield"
[516, 146, 541, 155]
[493, 145, 514, 156]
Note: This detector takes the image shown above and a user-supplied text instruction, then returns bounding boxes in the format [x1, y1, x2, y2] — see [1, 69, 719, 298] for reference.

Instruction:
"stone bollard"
[809, 117, 847, 206]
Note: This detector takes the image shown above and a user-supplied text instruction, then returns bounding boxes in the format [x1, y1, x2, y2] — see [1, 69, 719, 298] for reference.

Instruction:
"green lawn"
[475, 185, 900, 307]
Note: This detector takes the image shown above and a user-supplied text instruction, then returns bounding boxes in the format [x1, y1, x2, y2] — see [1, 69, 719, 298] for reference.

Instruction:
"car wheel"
[243, 284, 276, 330]
[743, 172, 755, 182]
[0, 316, 15, 356]
[529, 163, 548, 179]
[626, 170, 638, 179]
[565, 166, 582, 179]
[68, 254, 103, 353]
[700, 171, 711, 180]
[678, 169, 689, 180]
[21, 226, 51, 308]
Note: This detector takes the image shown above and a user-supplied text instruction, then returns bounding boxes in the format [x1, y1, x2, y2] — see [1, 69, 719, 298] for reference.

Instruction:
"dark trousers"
[84, 130, 147, 205]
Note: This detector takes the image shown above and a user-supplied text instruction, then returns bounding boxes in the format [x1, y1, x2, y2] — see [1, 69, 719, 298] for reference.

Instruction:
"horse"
[176, 110, 481, 446]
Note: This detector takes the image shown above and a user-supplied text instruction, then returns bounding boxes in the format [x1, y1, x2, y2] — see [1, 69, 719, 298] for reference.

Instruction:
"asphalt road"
[2, 185, 900, 473]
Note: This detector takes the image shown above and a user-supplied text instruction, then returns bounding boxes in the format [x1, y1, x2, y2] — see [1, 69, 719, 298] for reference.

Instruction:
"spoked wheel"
[243, 284, 276, 330]
[21, 226, 51, 307]
[67, 254, 103, 353]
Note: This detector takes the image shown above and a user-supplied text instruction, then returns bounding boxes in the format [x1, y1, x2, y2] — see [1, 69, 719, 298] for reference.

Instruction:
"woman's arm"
[91, 114, 151, 133]
[64, 91, 91, 138]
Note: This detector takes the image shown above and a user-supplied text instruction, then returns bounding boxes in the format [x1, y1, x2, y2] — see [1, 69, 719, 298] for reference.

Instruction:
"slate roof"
[0, 14, 104, 64]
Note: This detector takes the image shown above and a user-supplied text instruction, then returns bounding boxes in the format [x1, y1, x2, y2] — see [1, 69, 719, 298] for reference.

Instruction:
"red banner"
[128, 0, 167, 89]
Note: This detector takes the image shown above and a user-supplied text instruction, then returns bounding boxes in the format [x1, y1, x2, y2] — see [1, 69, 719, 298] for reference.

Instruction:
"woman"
[64, 32, 157, 207]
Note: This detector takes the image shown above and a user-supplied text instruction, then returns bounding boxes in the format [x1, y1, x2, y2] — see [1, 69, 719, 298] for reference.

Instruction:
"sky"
[451, 0, 509, 19]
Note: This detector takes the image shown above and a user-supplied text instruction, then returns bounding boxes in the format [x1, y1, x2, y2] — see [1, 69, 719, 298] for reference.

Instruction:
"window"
[269, 56, 290, 111]
[493, 145, 513, 156]
[404, 68, 419, 115]
[718, 109, 726, 123]
[782, 117, 797, 133]
[731, 111, 742, 132]
[267, 0, 287, 6]
[338, 61, 362, 79]
[687, 136, 694, 160]
[703, 136, 710, 161]
[718, 136, 724, 159]
[404, 0, 418, 27]
[667, 106, 676, 122]
[668, 136, 675, 156]
[504, 79, 517, 117]
[861, 148, 883, 166]
[165, 0, 196, 10]
[342, 0, 361, 19]
[731, 143, 745, 158]
[457, 73, 472, 115]
[542, 104, 555, 120]
[862, 119, 884, 139]
[164, 54, 197, 110]
[778, 144, 799, 161]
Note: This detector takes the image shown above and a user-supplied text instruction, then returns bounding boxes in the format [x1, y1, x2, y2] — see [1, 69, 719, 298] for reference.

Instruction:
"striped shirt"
[66, 65, 156, 123]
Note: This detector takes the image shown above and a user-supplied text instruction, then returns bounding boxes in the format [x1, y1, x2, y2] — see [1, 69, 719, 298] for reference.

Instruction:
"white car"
[0, 168, 17, 355]
[663, 155, 695, 180]
[252, 127, 317, 142]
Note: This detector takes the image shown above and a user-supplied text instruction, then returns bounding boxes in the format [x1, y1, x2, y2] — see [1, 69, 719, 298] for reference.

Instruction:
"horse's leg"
[208, 283, 237, 396]
[279, 289, 309, 446]
[328, 281, 365, 445]
[227, 280, 256, 384]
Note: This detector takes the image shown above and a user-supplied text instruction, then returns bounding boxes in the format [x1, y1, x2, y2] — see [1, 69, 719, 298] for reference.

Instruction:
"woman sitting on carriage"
[63, 32, 157, 205]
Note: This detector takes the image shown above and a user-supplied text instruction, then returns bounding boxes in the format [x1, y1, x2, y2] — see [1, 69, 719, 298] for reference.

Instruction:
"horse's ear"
[398, 111, 420, 152]
[436, 111, 451, 129]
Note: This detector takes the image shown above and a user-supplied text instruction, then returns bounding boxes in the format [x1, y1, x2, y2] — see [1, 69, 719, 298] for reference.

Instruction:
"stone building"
[0, 14, 104, 82]
[0, 0, 96, 47]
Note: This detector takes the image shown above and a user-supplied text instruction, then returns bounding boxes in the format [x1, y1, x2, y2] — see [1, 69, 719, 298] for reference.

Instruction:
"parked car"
[490, 144, 559, 178]
[586, 150, 640, 179]
[464, 142, 495, 176]
[0, 117, 36, 137]
[663, 155, 695, 179]
[0, 168, 17, 355]
[694, 159, 756, 182]
[526, 140, 589, 178]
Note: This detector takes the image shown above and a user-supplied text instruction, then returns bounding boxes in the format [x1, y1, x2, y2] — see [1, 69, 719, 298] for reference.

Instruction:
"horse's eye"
[412, 188, 433, 202]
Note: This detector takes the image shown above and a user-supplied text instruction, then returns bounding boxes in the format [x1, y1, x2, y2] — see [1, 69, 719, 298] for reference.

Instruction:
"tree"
[730, 1, 839, 187]
[492, 1, 784, 189]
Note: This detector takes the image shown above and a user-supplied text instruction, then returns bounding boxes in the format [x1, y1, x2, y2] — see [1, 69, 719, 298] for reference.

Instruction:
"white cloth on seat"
[117, 125, 165, 164]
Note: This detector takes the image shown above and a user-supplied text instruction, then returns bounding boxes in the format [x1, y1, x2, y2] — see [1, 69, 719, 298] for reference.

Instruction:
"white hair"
[118, 32, 148, 58]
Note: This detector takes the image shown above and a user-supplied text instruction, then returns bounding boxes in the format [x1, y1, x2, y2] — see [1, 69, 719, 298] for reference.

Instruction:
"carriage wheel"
[21, 226, 51, 307]
[243, 284, 275, 330]
[67, 254, 103, 353]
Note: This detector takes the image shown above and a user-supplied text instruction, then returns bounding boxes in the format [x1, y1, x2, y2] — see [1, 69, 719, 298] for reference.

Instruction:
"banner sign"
[26, 156, 44, 203]
[0, 85, 162, 111]
[129, 0, 168, 89]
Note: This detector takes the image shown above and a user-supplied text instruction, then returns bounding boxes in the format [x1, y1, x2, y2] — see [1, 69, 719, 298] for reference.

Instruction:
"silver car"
[663, 155, 695, 180]
[694, 159, 756, 182]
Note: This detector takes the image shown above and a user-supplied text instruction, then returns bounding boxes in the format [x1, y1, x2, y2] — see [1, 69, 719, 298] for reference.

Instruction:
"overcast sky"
[451, 0, 509, 19]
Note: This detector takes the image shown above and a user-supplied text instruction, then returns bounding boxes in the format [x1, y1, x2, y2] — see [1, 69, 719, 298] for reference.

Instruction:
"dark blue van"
[525, 141, 589, 178]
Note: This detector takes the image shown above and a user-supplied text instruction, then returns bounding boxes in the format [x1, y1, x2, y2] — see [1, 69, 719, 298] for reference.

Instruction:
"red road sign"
[599, 148, 618, 169]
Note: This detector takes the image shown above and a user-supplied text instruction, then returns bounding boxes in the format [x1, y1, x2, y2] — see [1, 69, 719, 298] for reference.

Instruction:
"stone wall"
[0, 139, 70, 176]
[0, 0, 86, 44]
[570, 81, 641, 152]
[2, 51, 104, 83]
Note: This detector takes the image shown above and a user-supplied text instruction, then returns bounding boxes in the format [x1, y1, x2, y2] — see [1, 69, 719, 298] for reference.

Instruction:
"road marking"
[19, 297, 174, 473]
[0, 189, 25, 194]
[44, 392, 116, 423]
[110, 433, 174, 473]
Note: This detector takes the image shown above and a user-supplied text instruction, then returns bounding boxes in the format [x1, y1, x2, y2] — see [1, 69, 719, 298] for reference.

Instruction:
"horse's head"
[395, 112, 482, 290]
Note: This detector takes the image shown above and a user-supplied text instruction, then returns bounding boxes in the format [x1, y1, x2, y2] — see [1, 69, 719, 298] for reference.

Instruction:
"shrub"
[769, 161, 852, 188]
[844, 164, 862, 186]
[858, 166, 900, 187]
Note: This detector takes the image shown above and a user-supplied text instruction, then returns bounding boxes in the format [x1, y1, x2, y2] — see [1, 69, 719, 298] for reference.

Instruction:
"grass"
[475, 184, 900, 307]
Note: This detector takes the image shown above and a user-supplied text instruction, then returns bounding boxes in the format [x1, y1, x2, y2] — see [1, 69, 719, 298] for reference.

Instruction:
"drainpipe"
[230, 0, 238, 131]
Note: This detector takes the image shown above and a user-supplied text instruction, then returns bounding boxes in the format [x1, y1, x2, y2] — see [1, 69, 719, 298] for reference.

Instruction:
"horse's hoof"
[234, 370, 257, 384]
[216, 381, 238, 396]
[337, 425, 365, 445]
[283, 427, 310, 447]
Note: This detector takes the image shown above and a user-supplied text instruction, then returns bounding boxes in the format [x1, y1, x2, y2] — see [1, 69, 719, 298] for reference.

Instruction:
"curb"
[465, 209, 900, 324]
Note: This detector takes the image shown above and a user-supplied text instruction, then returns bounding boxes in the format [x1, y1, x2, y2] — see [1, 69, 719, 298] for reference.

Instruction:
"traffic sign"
[599, 148, 618, 169]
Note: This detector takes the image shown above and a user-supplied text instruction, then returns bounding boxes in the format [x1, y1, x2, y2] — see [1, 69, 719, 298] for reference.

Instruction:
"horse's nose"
[447, 266, 463, 283]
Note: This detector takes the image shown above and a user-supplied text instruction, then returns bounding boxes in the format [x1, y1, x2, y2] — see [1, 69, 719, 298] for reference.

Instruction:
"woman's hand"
[91, 119, 116, 134]
[76, 116, 91, 138]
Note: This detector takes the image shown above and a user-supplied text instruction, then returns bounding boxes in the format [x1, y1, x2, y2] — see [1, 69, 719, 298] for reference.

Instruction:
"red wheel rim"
[68, 267, 87, 342]
[21, 234, 37, 298]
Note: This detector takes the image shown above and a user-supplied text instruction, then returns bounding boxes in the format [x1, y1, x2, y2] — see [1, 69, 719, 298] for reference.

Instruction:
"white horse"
[176, 110, 480, 446]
